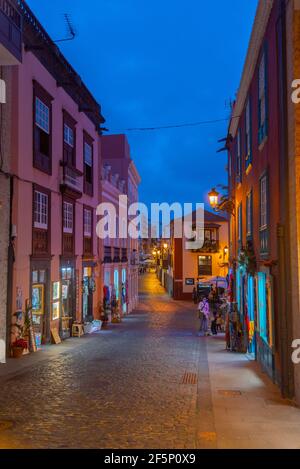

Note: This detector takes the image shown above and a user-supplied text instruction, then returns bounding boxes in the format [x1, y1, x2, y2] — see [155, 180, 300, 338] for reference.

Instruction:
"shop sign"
[185, 278, 195, 286]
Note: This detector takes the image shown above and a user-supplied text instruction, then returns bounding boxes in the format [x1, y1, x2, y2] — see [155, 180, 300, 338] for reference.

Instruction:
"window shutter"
[264, 43, 268, 138]
[245, 97, 252, 168]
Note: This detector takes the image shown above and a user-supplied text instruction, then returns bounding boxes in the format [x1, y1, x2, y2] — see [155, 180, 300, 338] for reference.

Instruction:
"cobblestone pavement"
[0, 273, 211, 449]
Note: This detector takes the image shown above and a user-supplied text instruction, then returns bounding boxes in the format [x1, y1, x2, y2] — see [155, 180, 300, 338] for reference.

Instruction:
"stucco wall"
[0, 67, 12, 363]
[9, 49, 101, 337]
[287, 2, 300, 405]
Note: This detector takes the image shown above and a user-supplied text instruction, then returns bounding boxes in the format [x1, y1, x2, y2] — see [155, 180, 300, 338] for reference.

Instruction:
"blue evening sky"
[27, 0, 258, 208]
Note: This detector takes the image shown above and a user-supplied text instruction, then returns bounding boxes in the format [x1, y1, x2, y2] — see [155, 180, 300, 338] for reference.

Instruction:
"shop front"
[246, 275, 256, 357]
[256, 270, 275, 381]
[82, 263, 96, 323]
[236, 264, 248, 352]
[235, 264, 257, 356]
[121, 268, 128, 315]
[60, 259, 76, 339]
[30, 260, 51, 346]
[111, 268, 120, 321]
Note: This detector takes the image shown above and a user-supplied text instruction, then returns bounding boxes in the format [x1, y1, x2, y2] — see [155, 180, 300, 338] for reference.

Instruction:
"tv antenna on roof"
[54, 14, 76, 43]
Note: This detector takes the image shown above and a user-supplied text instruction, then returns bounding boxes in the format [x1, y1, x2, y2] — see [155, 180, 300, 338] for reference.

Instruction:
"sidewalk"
[206, 334, 300, 449]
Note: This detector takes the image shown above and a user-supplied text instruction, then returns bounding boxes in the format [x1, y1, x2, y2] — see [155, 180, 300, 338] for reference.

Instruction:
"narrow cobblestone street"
[0, 274, 209, 449]
[1, 273, 300, 449]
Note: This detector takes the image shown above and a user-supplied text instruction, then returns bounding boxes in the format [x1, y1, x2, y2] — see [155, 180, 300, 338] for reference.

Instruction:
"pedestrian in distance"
[198, 297, 210, 337]
[192, 287, 198, 304]
[211, 309, 218, 335]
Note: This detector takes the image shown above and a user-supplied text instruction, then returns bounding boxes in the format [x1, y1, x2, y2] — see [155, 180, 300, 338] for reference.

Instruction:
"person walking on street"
[211, 309, 218, 335]
[198, 297, 210, 336]
[192, 287, 198, 304]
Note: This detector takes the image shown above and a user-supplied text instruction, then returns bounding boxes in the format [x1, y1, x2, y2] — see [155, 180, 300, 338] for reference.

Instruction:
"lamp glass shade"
[208, 188, 219, 208]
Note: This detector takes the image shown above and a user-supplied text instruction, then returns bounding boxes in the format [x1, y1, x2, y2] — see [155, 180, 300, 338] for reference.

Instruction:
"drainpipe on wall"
[6, 174, 14, 358]
[277, 0, 294, 398]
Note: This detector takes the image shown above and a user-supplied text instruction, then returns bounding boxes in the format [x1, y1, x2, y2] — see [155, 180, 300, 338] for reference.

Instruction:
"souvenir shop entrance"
[236, 265, 257, 357]
[82, 263, 96, 322]
[60, 259, 76, 339]
[30, 259, 51, 346]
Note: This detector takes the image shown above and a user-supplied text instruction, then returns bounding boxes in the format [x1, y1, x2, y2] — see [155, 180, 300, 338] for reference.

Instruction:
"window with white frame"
[258, 48, 268, 143]
[84, 208, 92, 238]
[84, 142, 92, 167]
[64, 124, 74, 147]
[260, 175, 268, 229]
[35, 97, 50, 134]
[84, 141, 93, 187]
[34, 190, 48, 229]
[63, 201, 73, 234]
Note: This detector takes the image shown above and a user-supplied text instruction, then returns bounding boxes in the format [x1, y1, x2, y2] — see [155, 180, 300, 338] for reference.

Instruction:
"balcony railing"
[62, 233, 74, 257]
[121, 248, 128, 263]
[0, 0, 22, 64]
[260, 228, 269, 256]
[191, 240, 219, 253]
[32, 227, 49, 257]
[103, 246, 112, 264]
[60, 164, 83, 199]
[84, 237, 93, 257]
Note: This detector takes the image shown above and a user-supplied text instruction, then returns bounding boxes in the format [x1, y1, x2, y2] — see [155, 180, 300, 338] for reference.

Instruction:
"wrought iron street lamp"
[208, 187, 235, 216]
[208, 188, 219, 209]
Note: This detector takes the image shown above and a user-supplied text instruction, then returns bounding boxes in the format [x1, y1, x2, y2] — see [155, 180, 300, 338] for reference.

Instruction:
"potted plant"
[11, 338, 28, 358]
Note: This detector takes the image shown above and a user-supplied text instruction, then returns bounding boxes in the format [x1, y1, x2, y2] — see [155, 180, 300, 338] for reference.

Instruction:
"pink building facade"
[9, 3, 105, 345]
[100, 135, 141, 315]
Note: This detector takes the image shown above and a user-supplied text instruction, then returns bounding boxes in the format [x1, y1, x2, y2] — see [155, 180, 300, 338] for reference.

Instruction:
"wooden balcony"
[32, 228, 49, 257]
[260, 228, 269, 257]
[121, 248, 128, 263]
[62, 233, 74, 257]
[84, 236, 93, 257]
[60, 163, 83, 200]
[103, 246, 112, 264]
[113, 247, 121, 263]
[0, 0, 22, 65]
[190, 240, 219, 253]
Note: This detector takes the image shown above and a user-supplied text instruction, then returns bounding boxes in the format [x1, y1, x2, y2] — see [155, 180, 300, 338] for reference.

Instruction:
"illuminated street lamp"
[208, 187, 235, 216]
[208, 188, 219, 209]
[163, 243, 168, 250]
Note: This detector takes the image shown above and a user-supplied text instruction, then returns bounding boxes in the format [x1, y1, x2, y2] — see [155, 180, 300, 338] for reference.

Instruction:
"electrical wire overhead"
[110, 115, 240, 133]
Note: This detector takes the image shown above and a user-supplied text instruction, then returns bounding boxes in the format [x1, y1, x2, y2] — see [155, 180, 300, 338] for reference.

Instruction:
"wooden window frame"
[63, 110, 77, 168]
[32, 184, 51, 258]
[62, 196, 75, 257]
[198, 255, 212, 277]
[83, 131, 94, 197]
[33, 80, 53, 175]
[245, 96, 252, 169]
[83, 205, 93, 256]
[236, 128, 242, 183]
[258, 44, 268, 145]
